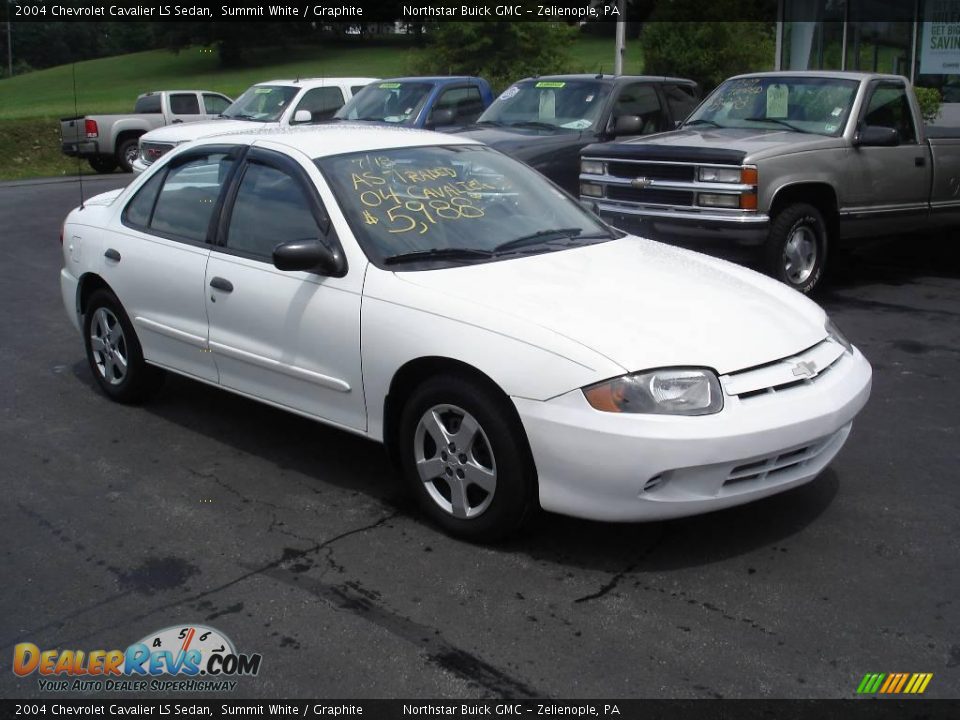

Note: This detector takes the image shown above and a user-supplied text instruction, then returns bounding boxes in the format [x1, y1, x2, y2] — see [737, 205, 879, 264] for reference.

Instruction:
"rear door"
[166, 93, 206, 124]
[102, 146, 243, 382]
[204, 146, 366, 431]
[844, 80, 930, 236]
[202, 93, 232, 119]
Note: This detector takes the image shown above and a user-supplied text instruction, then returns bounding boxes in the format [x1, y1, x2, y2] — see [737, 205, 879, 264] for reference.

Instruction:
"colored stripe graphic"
[857, 672, 932, 694]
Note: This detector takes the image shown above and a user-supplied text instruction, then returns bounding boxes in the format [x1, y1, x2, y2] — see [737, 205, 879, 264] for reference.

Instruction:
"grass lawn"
[0, 34, 642, 179]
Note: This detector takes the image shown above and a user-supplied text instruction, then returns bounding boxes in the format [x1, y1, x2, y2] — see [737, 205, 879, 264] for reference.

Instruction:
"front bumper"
[597, 203, 770, 246]
[60, 266, 81, 333]
[513, 348, 871, 522]
[131, 158, 149, 175]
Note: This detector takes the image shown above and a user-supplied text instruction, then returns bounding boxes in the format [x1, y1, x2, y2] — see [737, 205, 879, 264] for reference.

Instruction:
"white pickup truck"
[60, 90, 233, 173]
[132, 77, 377, 174]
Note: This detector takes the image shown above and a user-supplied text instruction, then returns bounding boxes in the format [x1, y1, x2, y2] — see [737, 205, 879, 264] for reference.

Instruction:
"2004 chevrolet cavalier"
[59, 125, 872, 541]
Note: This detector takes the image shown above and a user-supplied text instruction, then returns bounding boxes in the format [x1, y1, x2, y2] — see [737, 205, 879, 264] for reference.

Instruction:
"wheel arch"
[382, 356, 535, 477]
[769, 182, 839, 236]
[76, 272, 116, 320]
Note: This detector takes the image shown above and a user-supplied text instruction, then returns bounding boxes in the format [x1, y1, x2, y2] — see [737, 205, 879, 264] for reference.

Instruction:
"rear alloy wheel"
[399, 376, 535, 542]
[83, 289, 163, 403]
[116, 138, 140, 173]
[765, 202, 828, 294]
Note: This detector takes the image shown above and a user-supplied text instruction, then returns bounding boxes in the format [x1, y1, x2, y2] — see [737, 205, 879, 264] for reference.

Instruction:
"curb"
[0, 174, 132, 189]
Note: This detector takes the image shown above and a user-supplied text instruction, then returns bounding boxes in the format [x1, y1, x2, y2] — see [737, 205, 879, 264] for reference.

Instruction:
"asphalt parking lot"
[1, 174, 958, 700]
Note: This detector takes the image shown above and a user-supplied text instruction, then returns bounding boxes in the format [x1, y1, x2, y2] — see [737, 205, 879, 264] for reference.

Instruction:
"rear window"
[134, 95, 162, 114]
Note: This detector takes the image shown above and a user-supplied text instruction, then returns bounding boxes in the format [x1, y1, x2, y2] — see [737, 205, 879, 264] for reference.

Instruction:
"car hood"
[452, 125, 583, 159]
[394, 237, 826, 375]
[140, 119, 275, 144]
[586, 127, 842, 164]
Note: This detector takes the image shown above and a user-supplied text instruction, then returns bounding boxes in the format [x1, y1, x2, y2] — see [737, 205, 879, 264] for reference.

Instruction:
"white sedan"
[59, 125, 872, 541]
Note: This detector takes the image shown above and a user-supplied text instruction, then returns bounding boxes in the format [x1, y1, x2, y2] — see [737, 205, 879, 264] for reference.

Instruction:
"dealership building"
[777, 0, 960, 122]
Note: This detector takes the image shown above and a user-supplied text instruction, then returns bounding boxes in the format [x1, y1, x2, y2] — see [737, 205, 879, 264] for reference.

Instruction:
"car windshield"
[316, 144, 615, 268]
[478, 79, 613, 131]
[334, 81, 434, 124]
[221, 85, 299, 122]
[685, 76, 859, 136]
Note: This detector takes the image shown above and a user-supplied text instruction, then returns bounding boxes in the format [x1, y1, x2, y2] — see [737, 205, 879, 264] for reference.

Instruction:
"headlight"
[698, 167, 741, 183]
[825, 318, 853, 354]
[583, 368, 723, 415]
[581, 160, 605, 175]
[698, 193, 740, 208]
[580, 182, 604, 198]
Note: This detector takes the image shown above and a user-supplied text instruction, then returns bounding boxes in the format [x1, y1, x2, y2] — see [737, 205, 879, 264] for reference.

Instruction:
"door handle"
[104, 248, 121, 261]
[915, 156, 926, 166]
[209, 277, 233, 292]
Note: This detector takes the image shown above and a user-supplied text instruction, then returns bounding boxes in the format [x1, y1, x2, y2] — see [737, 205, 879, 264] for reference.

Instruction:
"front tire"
[83, 289, 163, 403]
[765, 203, 828, 294]
[398, 375, 536, 542]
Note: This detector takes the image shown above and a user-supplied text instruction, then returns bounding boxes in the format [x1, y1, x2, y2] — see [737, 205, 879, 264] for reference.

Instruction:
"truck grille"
[141, 142, 175, 165]
[606, 186, 694, 206]
[606, 162, 695, 182]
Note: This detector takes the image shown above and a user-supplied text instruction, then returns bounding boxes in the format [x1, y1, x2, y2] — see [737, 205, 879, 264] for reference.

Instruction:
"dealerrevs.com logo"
[13, 625, 262, 693]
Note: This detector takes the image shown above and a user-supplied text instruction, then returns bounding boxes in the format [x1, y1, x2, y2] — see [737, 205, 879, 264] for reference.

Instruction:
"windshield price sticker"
[378, 82, 402, 89]
[535, 81, 566, 88]
[767, 84, 789, 118]
[348, 156, 503, 235]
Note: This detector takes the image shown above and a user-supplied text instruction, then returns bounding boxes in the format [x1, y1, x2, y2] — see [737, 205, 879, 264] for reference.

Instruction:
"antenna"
[72, 63, 85, 210]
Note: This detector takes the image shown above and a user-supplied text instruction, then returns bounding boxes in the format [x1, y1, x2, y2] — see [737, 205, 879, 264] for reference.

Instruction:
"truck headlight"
[698, 167, 741, 183]
[581, 160, 605, 175]
[825, 318, 853, 354]
[583, 368, 723, 415]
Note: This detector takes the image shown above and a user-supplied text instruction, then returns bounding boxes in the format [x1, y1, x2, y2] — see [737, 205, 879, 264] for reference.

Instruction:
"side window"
[149, 153, 235, 242]
[169, 93, 200, 115]
[225, 162, 322, 260]
[863, 84, 917, 144]
[433, 86, 485, 124]
[663, 84, 699, 123]
[122, 171, 165, 229]
[134, 95, 162, 114]
[351, 85, 368, 96]
[292, 87, 346, 123]
[613, 84, 663, 133]
[203, 94, 231, 115]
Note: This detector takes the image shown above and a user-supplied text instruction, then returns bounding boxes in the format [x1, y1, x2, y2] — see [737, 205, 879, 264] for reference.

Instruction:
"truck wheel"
[398, 375, 536, 542]
[765, 203, 828, 294]
[88, 156, 117, 174]
[116, 138, 140, 173]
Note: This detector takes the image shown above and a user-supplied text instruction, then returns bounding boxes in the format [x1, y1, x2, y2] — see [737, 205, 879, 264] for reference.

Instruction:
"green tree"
[642, 7, 775, 92]
[415, 22, 577, 92]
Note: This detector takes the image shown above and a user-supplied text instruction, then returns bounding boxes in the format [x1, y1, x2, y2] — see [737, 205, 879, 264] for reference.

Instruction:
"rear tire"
[398, 375, 536, 542]
[116, 138, 140, 173]
[83, 289, 163, 404]
[88, 156, 117, 174]
[764, 203, 828, 294]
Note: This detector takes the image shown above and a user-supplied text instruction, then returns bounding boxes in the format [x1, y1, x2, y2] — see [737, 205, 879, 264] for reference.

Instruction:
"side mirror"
[273, 239, 345, 276]
[292, 109, 313, 124]
[854, 125, 900, 147]
[611, 114, 642, 136]
[427, 107, 456, 128]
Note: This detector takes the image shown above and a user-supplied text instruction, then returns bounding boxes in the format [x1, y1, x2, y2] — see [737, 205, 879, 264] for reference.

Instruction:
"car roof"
[729, 70, 907, 83]
[513, 74, 696, 86]
[186, 123, 481, 158]
[254, 77, 380, 87]
[371, 76, 480, 83]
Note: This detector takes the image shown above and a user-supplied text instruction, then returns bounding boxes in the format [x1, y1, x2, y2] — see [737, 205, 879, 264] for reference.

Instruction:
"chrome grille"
[140, 142, 175, 165]
[606, 162, 695, 182]
[606, 186, 694, 206]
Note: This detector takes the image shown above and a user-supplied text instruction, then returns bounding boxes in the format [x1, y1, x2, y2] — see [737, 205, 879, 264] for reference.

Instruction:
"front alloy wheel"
[414, 404, 497, 519]
[765, 202, 828, 294]
[399, 375, 536, 542]
[89, 307, 129, 385]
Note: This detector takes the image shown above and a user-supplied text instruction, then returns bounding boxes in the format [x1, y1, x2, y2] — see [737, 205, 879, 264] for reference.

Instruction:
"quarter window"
[147, 153, 235, 242]
[225, 163, 321, 260]
[169, 93, 200, 115]
[121, 171, 165, 229]
[134, 95, 162, 114]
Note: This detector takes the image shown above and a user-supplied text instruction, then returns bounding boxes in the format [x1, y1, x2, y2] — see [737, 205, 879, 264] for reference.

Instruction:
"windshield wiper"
[684, 118, 723, 129]
[509, 121, 557, 130]
[493, 228, 589, 254]
[475, 120, 504, 127]
[224, 113, 264, 122]
[384, 247, 494, 266]
[743, 117, 813, 134]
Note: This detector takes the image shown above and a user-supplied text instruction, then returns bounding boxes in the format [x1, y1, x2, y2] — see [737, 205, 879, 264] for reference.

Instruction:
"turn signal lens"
[739, 193, 758, 210]
[741, 166, 758, 185]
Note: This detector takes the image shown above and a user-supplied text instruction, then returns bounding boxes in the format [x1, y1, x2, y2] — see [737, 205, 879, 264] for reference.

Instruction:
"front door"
[204, 147, 366, 432]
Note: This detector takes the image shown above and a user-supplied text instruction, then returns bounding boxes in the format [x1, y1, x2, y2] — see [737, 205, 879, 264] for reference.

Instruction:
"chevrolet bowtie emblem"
[791, 360, 817, 378]
[630, 177, 652, 189]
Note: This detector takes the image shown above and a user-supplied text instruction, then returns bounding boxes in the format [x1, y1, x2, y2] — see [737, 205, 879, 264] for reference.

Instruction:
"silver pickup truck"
[580, 71, 960, 293]
[60, 90, 232, 173]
